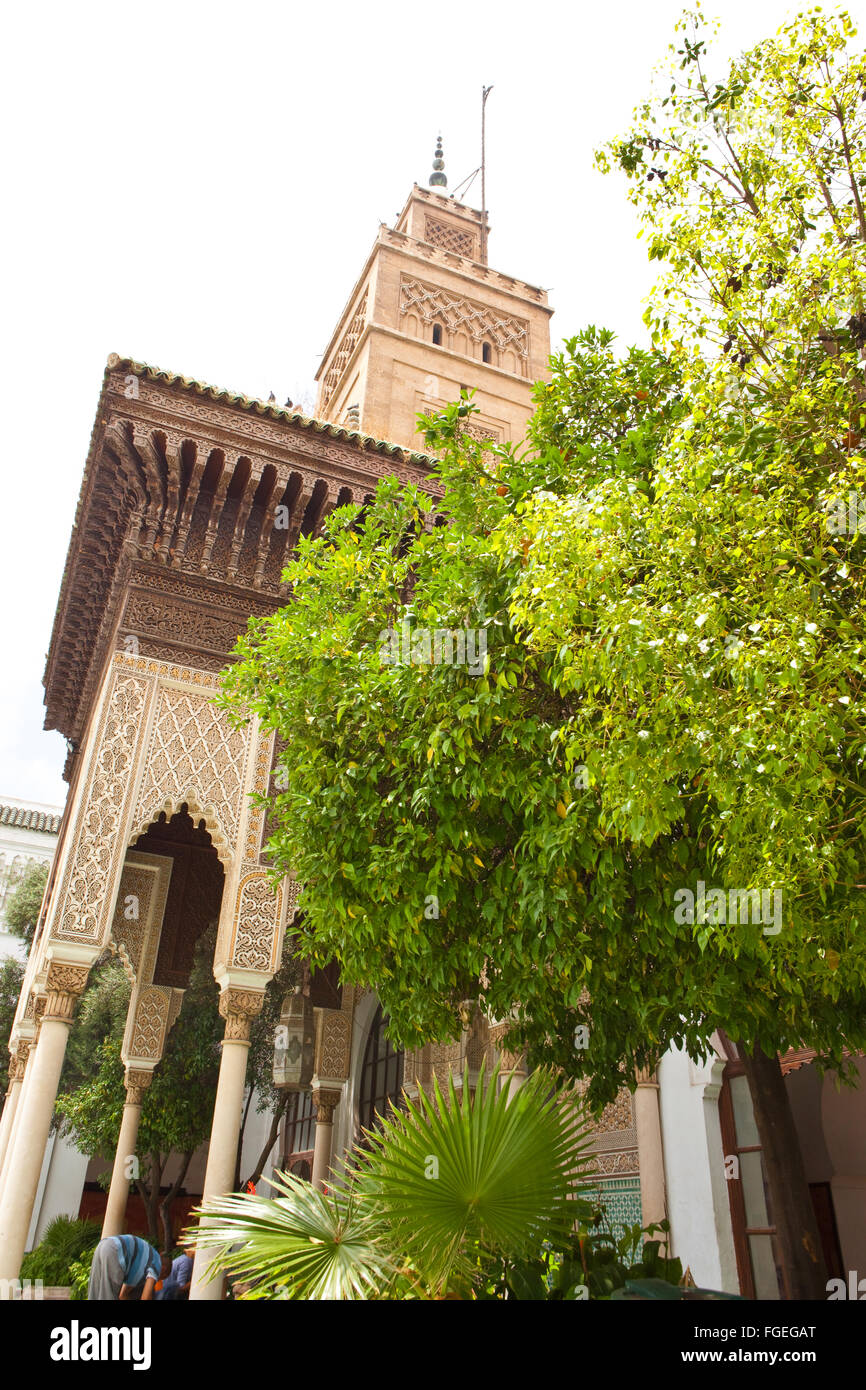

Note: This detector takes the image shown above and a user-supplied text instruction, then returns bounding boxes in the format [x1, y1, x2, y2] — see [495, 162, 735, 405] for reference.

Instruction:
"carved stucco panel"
[126, 984, 173, 1062]
[51, 669, 154, 944]
[132, 685, 250, 859]
[228, 863, 283, 973]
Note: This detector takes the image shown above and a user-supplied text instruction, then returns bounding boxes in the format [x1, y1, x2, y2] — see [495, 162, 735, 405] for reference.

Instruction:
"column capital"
[41, 963, 90, 1024]
[124, 1068, 154, 1107]
[312, 1087, 342, 1125]
[635, 1066, 660, 1088]
[9, 1040, 34, 1083]
[219, 986, 265, 1042]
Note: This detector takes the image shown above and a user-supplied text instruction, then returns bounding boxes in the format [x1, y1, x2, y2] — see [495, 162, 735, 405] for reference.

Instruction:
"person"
[156, 1246, 194, 1300]
[88, 1234, 172, 1301]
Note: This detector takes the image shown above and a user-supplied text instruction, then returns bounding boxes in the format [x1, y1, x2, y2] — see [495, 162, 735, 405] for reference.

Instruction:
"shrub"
[20, 1214, 102, 1287]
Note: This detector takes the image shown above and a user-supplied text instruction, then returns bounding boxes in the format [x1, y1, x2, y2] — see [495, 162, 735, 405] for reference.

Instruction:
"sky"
[1, 0, 859, 808]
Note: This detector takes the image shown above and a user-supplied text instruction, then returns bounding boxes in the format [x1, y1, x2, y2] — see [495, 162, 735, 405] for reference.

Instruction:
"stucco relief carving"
[219, 987, 265, 1042]
[128, 985, 173, 1061]
[109, 852, 173, 998]
[244, 729, 275, 863]
[125, 1068, 154, 1107]
[122, 592, 246, 657]
[132, 685, 250, 859]
[110, 865, 153, 980]
[317, 1011, 351, 1081]
[590, 1149, 640, 1178]
[52, 670, 153, 944]
[43, 962, 91, 1022]
[230, 866, 283, 972]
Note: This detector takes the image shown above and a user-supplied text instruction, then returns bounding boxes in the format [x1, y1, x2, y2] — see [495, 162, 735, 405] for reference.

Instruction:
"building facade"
[0, 801, 62, 961]
[0, 155, 862, 1301]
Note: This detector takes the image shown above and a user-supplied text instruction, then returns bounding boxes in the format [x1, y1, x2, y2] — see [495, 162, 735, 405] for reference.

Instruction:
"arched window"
[432, 323, 443, 346]
[482, 341, 493, 364]
[359, 1005, 404, 1132]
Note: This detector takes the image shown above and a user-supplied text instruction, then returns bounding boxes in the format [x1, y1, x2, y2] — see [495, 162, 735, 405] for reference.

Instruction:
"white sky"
[1, 0, 858, 808]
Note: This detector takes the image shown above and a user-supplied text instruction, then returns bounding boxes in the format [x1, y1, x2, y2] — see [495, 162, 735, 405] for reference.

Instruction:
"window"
[432, 323, 443, 346]
[359, 1005, 404, 1133]
[482, 341, 492, 364]
[718, 1036, 784, 1298]
[281, 1089, 316, 1180]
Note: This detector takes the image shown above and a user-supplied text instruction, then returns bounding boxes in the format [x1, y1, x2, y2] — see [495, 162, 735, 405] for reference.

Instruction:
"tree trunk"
[234, 1087, 254, 1190]
[739, 1042, 827, 1300]
[142, 1151, 163, 1246]
[159, 1150, 193, 1252]
[244, 1092, 289, 1189]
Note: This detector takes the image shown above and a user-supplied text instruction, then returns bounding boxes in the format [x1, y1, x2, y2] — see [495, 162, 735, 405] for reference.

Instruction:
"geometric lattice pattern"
[322, 290, 368, 410]
[424, 216, 476, 259]
[399, 275, 528, 360]
[133, 687, 248, 850]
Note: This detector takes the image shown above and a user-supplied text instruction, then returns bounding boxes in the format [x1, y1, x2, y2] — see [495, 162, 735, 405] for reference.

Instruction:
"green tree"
[4, 859, 49, 947]
[56, 933, 299, 1242]
[0, 955, 25, 1109]
[57, 937, 222, 1247]
[217, 10, 866, 1300]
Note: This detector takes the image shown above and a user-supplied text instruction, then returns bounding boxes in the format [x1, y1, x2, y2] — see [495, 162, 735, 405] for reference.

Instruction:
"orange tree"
[218, 11, 866, 1299]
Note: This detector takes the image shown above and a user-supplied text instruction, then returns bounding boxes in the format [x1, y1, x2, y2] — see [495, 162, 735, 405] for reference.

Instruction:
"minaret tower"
[314, 137, 553, 452]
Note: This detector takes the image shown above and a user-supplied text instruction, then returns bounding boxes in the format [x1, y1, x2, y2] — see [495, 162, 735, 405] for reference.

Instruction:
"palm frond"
[350, 1064, 594, 1291]
[186, 1170, 394, 1300]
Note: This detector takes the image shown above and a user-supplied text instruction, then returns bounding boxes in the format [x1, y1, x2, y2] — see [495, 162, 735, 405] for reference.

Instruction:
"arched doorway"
[131, 804, 224, 988]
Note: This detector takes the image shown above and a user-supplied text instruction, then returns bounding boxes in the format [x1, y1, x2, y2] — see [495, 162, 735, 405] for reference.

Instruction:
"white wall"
[27, 1131, 90, 1249]
[658, 1044, 739, 1293]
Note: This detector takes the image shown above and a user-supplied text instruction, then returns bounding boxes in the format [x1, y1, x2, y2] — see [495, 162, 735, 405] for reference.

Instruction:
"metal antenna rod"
[481, 85, 493, 265]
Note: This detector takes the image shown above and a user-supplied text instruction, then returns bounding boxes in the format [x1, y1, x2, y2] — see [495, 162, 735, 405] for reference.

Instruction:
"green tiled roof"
[0, 805, 62, 835]
[106, 355, 434, 466]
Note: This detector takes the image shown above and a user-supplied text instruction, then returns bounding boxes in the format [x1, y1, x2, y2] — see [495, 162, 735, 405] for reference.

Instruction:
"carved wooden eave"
[43, 356, 435, 764]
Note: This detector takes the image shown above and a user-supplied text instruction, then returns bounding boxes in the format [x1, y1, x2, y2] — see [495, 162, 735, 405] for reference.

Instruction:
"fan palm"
[188, 1065, 594, 1299]
[188, 1174, 394, 1300]
[351, 1064, 592, 1293]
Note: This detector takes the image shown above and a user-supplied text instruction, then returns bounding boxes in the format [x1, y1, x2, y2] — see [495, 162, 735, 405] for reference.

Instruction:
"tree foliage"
[0, 955, 25, 1104]
[218, 6, 866, 1115]
[4, 859, 49, 946]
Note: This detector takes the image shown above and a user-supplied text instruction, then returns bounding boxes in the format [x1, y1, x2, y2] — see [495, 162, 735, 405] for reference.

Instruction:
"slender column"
[311, 1087, 342, 1190]
[101, 1069, 153, 1238]
[499, 1048, 528, 1100]
[634, 1067, 667, 1229]
[0, 964, 89, 1287]
[0, 1042, 36, 1214]
[0, 1046, 28, 1177]
[190, 988, 264, 1302]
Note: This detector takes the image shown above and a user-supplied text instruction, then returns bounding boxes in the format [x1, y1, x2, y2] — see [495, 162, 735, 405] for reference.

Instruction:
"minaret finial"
[429, 134, 447, 188]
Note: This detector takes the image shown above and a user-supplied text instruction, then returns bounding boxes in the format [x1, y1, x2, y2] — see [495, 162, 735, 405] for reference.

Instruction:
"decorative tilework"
[580, 1177, 643, 1240]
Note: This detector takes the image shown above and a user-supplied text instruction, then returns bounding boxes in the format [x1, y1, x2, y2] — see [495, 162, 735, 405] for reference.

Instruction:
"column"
[0, 963, 89, 1287]
[101, 1069, 153, 1238]
[0, 1041, 37, 1216]
[190, 987, 263, 1302]
[634, 1067, 667, 1229]
[311, 1087, 342, 1190]
[499, 1048, 528, 1101]
[0, 1045, 29, 1178]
